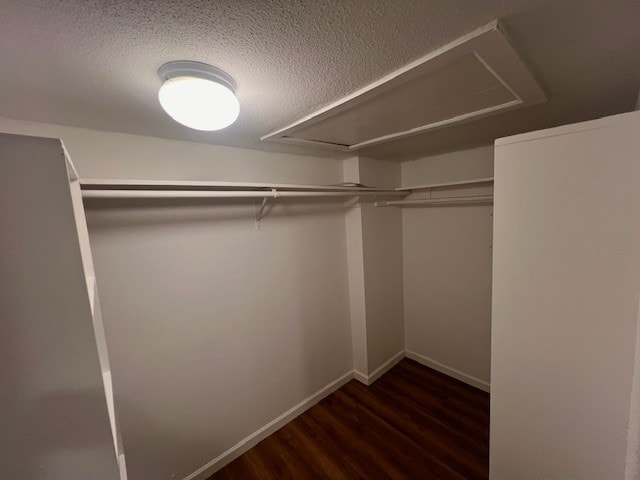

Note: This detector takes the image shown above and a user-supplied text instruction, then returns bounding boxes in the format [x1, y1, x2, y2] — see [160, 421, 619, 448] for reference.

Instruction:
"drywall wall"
[491, 111, 640, 479]
[343, 157, 404, 382]
[359, 158, 405, 375]
[85, 199, 353, 480]
[0, 134, 119, 479]
[0, 118, 353, 480]
[401, 147, 493, 390]
[626, 306, 640, 480]
[0, 116, 343, 182]
[343, 157, 369, 375]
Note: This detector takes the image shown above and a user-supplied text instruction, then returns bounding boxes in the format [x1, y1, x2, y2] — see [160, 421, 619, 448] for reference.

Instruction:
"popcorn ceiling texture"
[0, 0, 639, 159]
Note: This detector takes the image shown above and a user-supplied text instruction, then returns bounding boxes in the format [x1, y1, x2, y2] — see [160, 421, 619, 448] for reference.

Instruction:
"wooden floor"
[209, 359, 489, 479]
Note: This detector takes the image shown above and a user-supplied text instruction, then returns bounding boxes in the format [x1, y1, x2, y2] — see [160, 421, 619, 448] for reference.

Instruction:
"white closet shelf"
[79, 178, 494, 207]
[82, 189, 407, 199]
[80, 178, 399, 193]
[79, 179, 408, 202]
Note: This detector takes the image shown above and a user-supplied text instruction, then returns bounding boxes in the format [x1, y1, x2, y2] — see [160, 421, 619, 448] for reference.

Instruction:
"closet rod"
[82, 189, 406, 199]
[396, 177, 494, 191]
[376, 195, 493, 207]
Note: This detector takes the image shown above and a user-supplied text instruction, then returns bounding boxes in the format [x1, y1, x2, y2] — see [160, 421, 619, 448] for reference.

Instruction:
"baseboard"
[353, 370, 369, 384]
[354, 350, 405, 386]
[405, 350, 490, 392]
[183, 370, 354, 480]
[183, 351, 486, 479]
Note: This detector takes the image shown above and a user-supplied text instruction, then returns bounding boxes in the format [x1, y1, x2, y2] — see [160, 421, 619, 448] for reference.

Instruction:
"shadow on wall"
[115, 398, 222, 480]
[5, 389, 117, 480]
[82, 197, 354, 233]
[83, 197, 344, 208]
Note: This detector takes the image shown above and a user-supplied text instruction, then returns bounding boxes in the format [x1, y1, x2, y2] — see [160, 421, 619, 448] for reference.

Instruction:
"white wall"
[0, 117, 343, 183]
[343, 157, 404, 381]
[401, 146, 493, 390]
[343, 158, 369, 374]
[626, 312, 640, 480]
[0, 118, 353, 480]
[86, 198, 352, 480]
[359, 158, 405, 374]
[491, 111, 640, 479]
[0, 134, 119, 479]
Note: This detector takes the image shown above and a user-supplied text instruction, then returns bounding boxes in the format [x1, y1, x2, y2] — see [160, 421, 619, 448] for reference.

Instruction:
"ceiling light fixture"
[158, 61, 239, 131]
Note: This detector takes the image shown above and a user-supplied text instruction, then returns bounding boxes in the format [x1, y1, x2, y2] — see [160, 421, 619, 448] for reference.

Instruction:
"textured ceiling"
[1, 0, 639, 160]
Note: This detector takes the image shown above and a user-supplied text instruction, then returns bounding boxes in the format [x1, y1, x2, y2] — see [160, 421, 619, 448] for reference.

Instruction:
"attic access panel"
[261, 21, 546, 152]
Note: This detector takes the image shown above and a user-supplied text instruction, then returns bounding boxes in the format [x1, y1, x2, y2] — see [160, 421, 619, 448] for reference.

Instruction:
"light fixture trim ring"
[158, 61, 237, 93]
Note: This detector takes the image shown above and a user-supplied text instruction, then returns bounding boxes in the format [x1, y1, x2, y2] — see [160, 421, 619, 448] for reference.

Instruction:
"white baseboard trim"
[354, 350, 405, 386]
[405, 350, 490, 393]
[183, 370, 354, 480]
[353, 370, 369, 384]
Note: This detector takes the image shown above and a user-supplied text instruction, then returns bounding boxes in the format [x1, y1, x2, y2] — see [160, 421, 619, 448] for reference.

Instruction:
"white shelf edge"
[102, 371, 117, 451]
[103, 369, 128, 480]
[80, 178, 392, 193]
[118, 453, 128, 480]
[87, 275, 96, 315]
[81, 178, 493, 195]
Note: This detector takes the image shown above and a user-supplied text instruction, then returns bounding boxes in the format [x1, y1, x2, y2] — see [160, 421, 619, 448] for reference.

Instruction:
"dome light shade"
[158, 61, 239, 131]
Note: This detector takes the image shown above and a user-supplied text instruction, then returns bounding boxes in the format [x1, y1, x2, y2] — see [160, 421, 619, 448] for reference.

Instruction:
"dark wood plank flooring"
[209, 359, 489, 479]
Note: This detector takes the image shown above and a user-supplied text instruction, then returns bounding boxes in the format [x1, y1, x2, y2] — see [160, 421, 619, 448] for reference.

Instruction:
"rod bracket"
[343, 196, 360, 209]
[255, 189, 277, 230]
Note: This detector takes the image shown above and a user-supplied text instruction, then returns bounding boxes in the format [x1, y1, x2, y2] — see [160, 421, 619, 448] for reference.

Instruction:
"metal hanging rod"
[376, 195, 494, 207]
[396, 177, 494, 191]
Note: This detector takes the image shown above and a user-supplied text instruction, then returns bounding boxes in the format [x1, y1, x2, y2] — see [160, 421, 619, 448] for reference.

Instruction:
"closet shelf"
[80, 179, 407, 200]
[82, 189, 406, 199]
[80, 178, 399, 193]
[80, 178, 494, 205]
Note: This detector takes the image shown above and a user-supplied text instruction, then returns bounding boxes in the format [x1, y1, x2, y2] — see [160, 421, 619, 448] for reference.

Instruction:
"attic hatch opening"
[281, 136, 350, 148]
[261, 20, 546, 152]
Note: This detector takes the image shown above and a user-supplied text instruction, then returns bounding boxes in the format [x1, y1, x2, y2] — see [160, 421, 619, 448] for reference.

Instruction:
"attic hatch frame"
[260, 20, 546, 152]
